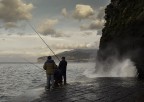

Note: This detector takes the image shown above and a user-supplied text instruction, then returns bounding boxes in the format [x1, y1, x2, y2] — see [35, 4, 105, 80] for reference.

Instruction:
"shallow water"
[0, 62, 95, 102]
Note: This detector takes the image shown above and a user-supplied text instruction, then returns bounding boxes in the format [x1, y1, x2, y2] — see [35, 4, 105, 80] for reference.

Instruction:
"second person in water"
[59, 57, 67, 85]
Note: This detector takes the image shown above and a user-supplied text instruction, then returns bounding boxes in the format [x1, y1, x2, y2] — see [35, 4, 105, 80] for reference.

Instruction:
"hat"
[47, 56, 52, 59]
[62, 57, 65, 59]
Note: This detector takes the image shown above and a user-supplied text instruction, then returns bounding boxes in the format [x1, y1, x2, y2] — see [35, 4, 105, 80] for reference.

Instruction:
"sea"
[0, 62, 95, 102]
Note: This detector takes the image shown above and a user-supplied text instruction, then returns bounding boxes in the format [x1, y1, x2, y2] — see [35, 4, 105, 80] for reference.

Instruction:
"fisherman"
[59, 57, 67, 85]
[43, 56, 57, 90]
[54, 68, 62, 87]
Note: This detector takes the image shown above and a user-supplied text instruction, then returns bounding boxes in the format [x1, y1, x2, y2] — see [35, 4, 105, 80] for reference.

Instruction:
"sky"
[0, 0, 110, 62]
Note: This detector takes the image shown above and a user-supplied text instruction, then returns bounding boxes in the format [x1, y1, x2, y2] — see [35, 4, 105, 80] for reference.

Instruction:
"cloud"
[37, 19, 69, 37]
[52, 43, 95, 49]
[83, 32, 93, 36]
[80, 19, 105, 30]
[0, 0, 33, 29]
[73, 4, 94, 20]
[79, 6, 106, 33]
[86, 42, 97, 48]
[97, 7, 105, 20]
[37, 19, 58, 35]
[61, 8, 68, 17]
[0, 35, 93, 55]
[0, 34, 100, 58]
[88, 7, 105, 20]
[97, 30, 102, 35]
[4, 22, 18, 30]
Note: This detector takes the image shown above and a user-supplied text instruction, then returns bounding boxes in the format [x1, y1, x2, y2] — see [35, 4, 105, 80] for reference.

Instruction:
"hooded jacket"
[43, 59, 57, 75]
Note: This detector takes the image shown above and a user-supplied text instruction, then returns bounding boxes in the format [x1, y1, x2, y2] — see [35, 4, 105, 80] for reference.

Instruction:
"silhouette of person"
[59, 57, 67, 85]
[54, 68, 62, 87]
[43, 56, 57, 90]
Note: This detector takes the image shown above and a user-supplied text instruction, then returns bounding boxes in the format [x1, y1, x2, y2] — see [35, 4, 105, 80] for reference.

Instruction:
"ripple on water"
[0, 63, 95, 102]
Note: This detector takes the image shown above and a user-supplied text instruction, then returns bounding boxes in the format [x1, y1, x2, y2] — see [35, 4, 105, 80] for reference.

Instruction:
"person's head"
[47, 56, 52, 60]
[61, 57, 65, 60]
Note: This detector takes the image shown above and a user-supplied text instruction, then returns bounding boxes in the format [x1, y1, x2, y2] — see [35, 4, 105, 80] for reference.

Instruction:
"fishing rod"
[27, 20, 60, 62]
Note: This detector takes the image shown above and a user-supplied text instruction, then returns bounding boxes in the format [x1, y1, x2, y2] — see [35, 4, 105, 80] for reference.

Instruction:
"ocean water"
[0, 62, 95, 102]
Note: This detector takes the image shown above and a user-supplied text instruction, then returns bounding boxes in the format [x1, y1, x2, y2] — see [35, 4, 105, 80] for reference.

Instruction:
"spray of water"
[84, 58, 137, 78]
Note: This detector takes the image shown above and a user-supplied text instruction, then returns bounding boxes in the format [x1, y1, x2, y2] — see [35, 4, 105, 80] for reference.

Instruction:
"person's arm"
[59, 61, 62, 69]
[54, 62, 57, 70]
[66, 61, 67, 67]
[43, 63, 46, 70]
[66, 61, 67, 70]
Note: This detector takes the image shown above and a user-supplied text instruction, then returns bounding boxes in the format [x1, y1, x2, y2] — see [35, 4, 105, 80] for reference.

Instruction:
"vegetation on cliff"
[98, 0, 144, 78]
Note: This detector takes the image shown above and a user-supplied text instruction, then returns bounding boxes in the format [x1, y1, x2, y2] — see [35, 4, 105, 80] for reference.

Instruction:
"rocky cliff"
[98, 0, 144, 78]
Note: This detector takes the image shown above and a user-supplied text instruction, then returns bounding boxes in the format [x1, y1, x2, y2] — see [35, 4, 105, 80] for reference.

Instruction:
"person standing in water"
[59, 57, 67, 85]
[43, 56, 57, 90]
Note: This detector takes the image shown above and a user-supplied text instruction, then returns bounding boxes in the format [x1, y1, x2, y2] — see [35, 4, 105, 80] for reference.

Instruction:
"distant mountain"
[37, 49, 97, 63]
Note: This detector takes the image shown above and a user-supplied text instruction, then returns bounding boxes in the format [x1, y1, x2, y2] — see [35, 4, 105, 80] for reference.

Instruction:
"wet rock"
[10, 78, 144, 102]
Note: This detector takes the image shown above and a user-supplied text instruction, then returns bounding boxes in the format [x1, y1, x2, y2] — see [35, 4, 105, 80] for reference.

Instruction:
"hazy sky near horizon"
[0, 0, 110, 61]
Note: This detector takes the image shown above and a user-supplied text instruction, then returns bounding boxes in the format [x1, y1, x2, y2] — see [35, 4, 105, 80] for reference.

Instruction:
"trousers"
[46, 74, 54, 89]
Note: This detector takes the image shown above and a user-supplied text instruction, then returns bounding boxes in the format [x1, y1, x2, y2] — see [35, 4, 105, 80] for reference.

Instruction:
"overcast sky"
[0, 0, 110, 62]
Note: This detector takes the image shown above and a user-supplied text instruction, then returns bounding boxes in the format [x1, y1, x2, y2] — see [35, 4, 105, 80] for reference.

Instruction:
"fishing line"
[21, 57, 45, 73]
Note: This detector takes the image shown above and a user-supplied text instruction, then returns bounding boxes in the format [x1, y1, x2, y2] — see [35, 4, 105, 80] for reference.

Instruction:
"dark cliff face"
[98, 0, 144, 78]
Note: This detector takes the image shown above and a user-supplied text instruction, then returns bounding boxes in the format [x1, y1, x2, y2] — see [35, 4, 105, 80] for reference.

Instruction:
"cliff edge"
[98, 0, 144, 78]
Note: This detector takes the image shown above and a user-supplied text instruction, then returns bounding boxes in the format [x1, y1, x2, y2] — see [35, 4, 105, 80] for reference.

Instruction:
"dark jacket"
[54, 68, 62, 81]
[43, 59, 57, 75]
[59, 60, 67, 73]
